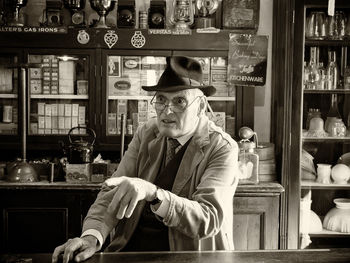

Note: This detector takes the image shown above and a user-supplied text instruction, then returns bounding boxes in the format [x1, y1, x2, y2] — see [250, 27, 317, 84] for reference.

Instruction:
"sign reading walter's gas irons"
[228, 34, 268, 86]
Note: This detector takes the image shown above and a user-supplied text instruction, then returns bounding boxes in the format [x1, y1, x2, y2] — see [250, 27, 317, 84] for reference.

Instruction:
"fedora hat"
[142, 56, 216, 96]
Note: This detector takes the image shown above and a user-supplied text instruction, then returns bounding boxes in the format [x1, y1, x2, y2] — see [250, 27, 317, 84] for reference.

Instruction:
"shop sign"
[147, 29, 192, 35]
[0, 26, 67, 34]
[228, 33, 268, 86]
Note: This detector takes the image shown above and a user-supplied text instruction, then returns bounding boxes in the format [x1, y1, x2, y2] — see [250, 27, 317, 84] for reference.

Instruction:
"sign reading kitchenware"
[228, 34, 268, 86]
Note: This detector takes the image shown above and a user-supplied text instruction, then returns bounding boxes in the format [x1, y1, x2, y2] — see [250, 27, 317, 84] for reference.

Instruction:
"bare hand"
[52, 236, 97, 263]
[105, 176, 157, 219]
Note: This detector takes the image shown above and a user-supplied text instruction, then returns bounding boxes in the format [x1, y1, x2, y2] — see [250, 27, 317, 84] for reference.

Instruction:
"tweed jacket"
[82, 115, 239, 251]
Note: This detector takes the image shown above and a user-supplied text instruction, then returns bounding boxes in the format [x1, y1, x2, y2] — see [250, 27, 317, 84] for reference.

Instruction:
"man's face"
[154, 89, 202, 138]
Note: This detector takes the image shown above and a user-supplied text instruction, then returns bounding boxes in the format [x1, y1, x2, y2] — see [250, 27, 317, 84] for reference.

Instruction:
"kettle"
[60, 126, 96, 164]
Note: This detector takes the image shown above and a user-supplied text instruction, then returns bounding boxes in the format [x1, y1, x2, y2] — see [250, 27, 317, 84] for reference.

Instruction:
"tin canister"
[2, 105, 13, 123]
[139, 11, 148, 29]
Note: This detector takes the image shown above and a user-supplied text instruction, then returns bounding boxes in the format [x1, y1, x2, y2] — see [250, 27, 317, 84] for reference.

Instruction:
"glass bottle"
[307, 47, 320, 90]
[238, 141, 259, 184]
[325, 94, 341, 133]
[303, 61, 310, 89]
[326, 50, 339, 90]
[318, 62, 326, 90]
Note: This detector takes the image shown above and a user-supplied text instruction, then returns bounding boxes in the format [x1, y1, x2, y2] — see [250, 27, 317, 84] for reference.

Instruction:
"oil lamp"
[169, 0, 194, 29]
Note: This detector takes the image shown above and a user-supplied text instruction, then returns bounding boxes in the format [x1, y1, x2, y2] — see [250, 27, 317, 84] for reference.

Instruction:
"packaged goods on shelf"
[210, 57, 229, 96]
[71, 117, 78, 130]
[51, 104, 58, 116]
[42, 80, 50, 94]
[78, 106, 86, 125]
[30, 79, 42, 94]
[38, 102, 45, 116]
[58, 116, 65, 129]
[45, 116, 51, 129]
[108, 56, 121, 77]
[0, 65, 13, 93]
[108, 113, 117, 134]
[45, 104, 51, 116]
[64, 104, 72, 116]
[38, 116, 45, 129]
[77, 80, 88, 95]
[117, 100, 127, 134]
[225, 115, 235, 137]
[64, 116, 72, 130]
[206, 112, 226, 131]
[52, 116, 58, 129]
[66, 163, 91, 183]
[30, 123, 38, 134]
[59, 61, 75, 94]
[72, 104, 79, 117]
[57, 104, 64, 116]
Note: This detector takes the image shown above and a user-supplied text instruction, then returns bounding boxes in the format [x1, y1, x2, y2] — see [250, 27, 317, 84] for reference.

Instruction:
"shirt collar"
[175, 118, 199, 146]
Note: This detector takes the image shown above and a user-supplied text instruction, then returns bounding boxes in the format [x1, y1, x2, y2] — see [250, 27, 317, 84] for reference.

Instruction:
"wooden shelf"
[30, 94, 88, 100]
[310, 228, 350, 237]
[305, 39, 350, 46]
[0, 94, 17, 98]
[108, 95, 236, 101]
[301, 180, 350, 189]
[302, 137, 350, 143]
[304, 89, 350, 94]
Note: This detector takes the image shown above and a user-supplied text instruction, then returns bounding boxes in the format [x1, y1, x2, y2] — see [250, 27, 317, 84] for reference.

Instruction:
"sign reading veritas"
[228, 34, 268, 86]
[0, 26, 67, 34]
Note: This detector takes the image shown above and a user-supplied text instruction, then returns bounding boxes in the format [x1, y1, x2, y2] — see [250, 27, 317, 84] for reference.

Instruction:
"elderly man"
[52, 56, 239, 263]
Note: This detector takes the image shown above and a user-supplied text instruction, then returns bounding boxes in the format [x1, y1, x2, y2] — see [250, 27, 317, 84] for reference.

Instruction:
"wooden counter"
[3, 249, 350, 263]
[0, 181, 283, 253]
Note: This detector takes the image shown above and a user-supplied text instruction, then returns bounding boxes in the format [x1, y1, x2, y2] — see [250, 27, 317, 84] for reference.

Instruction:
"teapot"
[60, 126, 96, 164]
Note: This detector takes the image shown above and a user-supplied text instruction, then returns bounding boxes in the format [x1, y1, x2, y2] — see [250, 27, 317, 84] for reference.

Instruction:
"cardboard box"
[64, 104, 72, 116]
[108, 113, 117, 135]
[37, 102, 45, 116]
[66, 163, 91, 183]
[58, 104, 65, 116]
[78, 106, 86, 125]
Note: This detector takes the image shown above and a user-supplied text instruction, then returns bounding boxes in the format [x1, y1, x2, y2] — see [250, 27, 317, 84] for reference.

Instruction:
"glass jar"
[327, 11, 346, 40]
[306, 108, 321, 130]
[326, 50, 339, 90]
[238, 141, 259, 184]
[325, 94, 341, 133]
[306, 11, 326, 40]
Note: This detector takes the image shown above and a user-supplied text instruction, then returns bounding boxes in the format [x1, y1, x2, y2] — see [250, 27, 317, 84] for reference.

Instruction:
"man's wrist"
[150, 187, 164, 205]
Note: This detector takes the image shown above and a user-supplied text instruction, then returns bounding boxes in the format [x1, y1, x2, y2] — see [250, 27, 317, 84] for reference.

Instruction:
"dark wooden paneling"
[233, 196, 280, 250]
[3, 208, 68, 253]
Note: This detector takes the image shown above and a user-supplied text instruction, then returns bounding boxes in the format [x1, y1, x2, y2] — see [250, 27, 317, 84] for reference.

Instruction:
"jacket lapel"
[172, 115, 210, 195]
[143, 133, 166, 183]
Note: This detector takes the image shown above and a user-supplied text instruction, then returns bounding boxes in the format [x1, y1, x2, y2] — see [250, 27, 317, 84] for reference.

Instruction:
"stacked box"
[210, 57, 228, 96]
[66, 163, 91, 183]
[29, 67, 42, 94]
[59, 61, 75, 94]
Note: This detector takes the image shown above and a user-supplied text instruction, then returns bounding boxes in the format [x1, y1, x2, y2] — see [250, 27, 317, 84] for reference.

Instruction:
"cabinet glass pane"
[300, 6, 350, 249]
[0, 54, 18, 135]
[105, 55, 236, 138]
[27, 54, 89, 135]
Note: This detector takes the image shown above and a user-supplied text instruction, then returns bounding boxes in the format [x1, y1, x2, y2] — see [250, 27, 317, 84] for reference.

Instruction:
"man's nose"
[163, 104, 175, 114]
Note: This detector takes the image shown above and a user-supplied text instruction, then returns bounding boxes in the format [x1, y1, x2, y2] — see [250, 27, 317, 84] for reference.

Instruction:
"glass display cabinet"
[290, 0, 350, 249]
[0, 52, 19, 137]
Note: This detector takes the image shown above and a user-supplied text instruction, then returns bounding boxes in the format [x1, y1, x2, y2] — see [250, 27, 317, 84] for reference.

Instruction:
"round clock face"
[72, 11, 84, 25]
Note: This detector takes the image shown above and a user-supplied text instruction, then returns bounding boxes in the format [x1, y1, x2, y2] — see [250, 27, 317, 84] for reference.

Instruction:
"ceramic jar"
[331, 163, 350, 184]
[323, 198, 350, 233]
[317, 163, 332, 184]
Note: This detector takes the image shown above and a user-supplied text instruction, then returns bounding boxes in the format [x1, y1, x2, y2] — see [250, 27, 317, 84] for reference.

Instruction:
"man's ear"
[198, 97, 207, 116]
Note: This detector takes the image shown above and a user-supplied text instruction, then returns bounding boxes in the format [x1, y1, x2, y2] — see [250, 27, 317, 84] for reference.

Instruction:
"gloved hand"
[105, 176, 157, 219]
[52, 236, 98, 263]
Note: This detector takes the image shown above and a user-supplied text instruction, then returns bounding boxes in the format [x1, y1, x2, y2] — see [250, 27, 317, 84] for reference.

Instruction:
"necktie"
[166, 138, 180, 166]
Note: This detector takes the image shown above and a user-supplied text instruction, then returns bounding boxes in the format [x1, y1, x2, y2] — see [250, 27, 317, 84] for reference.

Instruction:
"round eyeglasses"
[150, 94, 202, 113]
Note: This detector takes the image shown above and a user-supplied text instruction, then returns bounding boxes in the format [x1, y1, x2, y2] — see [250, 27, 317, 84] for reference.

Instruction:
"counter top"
[3, 249, 350, 263]
[0, 180, 284, 194]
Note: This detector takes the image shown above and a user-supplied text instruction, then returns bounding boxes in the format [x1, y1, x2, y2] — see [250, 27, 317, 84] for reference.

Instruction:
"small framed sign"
[228, 33, 268, 86]
[222, 0, 260, 30]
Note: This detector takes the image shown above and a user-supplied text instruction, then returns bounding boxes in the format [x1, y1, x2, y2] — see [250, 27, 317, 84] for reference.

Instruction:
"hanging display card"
[228, 33, 268, 86]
